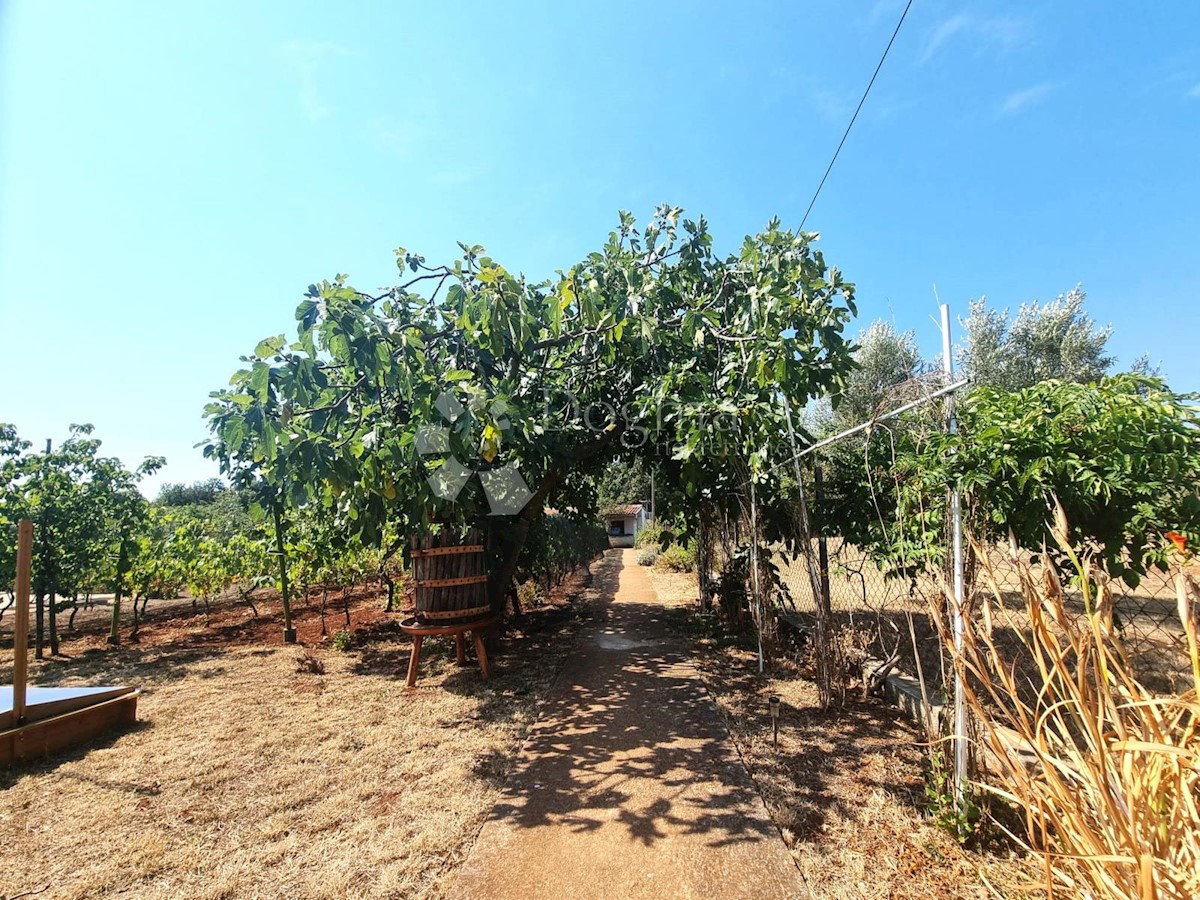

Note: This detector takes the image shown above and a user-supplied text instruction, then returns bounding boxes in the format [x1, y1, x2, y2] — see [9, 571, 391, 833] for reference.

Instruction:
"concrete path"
[447, 549, 804, 900]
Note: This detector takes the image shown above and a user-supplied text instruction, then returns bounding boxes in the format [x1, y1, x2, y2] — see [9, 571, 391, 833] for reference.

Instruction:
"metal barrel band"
[414, 574, 489, 588]
[410, 544, 485, 558]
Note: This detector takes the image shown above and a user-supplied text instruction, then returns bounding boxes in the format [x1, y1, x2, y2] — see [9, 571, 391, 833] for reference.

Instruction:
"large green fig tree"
[203, 207, 859, 635]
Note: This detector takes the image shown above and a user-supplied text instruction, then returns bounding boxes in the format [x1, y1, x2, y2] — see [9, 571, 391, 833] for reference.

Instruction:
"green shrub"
[636, 546, 659, 566]
[331, 629, 352, 652]
[516, 579, 546, 609]
[634, 522, 665, 548]
[656, 543, 696, 572]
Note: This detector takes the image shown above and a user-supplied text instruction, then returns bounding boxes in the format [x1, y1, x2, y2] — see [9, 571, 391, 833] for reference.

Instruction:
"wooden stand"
[400, 616, 495, 687]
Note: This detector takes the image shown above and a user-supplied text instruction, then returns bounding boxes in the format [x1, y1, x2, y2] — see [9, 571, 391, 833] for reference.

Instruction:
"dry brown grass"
[644, 565, 1031, 900]
[0, 570, 603, 899]
[957, 510, 1200, 899]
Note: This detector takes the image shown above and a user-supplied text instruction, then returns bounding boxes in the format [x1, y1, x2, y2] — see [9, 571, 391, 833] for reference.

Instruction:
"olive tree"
[958, 286, 1114, 392]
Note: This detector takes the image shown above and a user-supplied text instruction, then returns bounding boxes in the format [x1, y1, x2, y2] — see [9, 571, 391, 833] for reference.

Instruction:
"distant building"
[604, 503, 648, 548]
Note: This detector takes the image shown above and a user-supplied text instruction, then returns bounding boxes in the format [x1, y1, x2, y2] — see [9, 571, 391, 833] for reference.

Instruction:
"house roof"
[605, 503, 644, 517]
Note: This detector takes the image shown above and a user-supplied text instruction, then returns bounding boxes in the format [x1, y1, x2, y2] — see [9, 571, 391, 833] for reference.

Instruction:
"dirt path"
[447, 549, 804, 900]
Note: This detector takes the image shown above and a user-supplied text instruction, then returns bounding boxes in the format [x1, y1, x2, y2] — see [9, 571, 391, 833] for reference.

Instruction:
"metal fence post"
[941, 303, 969, 814]
[749, 476, 764, 674]
[815, 466, 831, 612]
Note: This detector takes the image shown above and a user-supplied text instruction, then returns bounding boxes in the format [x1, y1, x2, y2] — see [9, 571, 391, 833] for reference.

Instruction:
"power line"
[799, 0, 914, 231]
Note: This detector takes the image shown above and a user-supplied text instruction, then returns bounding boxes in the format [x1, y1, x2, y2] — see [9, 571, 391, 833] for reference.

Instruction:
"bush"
[516, 579, 546, 609]
[636, 546, 659, 566]
[656, 542, 696, 572]
[635, 522, 665, 548]
[330, 629, 352, 652]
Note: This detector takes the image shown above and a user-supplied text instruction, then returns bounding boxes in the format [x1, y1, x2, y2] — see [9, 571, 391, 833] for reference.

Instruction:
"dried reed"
[947, 501, 1200, 898]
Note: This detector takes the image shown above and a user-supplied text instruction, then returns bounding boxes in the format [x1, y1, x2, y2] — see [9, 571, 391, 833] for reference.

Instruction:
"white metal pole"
[793, 378, 970, 460]
[755, 379, 968, 491]
[749, 475, 764, 674]
[941, 303, 969, 811]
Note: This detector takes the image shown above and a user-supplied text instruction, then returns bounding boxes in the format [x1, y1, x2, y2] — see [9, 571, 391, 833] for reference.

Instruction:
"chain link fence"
[775, 534, 1197, 698]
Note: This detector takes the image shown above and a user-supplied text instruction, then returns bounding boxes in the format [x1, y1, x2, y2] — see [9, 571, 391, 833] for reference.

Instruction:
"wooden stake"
[13, 519, 33, 724]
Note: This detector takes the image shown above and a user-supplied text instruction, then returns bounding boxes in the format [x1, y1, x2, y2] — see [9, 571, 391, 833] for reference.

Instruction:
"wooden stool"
[399, 616, 496, 687]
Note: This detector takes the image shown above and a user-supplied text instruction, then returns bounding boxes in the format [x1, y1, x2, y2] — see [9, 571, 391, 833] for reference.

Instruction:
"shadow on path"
[449, 549, 803, 899]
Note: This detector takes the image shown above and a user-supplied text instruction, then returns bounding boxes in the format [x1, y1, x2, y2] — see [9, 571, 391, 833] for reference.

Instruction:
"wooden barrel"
[409, 527, 491, 624]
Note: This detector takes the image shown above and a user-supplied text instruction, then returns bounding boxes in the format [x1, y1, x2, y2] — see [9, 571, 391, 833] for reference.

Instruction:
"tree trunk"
[34, 588, 45, 660]
[48, 577, 59, 656]
[129, 591, 141, 642]
[490, 501, 546, 614]
[487, 431, 619, 641]
[108, 538, 129, 646]
[485, 481, 560, 653]
[271, 497, 296, 643]
[697, 510, 713, 611]
[243, 587, 259, 618]
[377, 533, 404, 612]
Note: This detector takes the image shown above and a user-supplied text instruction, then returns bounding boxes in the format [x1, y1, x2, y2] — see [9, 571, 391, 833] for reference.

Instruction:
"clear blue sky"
[2, 1, 1198, 496]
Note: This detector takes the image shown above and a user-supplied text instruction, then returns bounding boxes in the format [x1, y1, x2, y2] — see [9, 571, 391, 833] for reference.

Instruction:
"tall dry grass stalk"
[947, 502, 1200, 899]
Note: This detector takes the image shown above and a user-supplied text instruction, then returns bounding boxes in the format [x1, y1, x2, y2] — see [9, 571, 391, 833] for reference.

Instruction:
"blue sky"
[2, 1, 1198, 496]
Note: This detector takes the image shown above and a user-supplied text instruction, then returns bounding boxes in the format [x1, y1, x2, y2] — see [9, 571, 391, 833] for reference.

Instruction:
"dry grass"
[957, 507, 1200, 899]
[643, 566, 1030, 900]
[0, 571, 601, 899]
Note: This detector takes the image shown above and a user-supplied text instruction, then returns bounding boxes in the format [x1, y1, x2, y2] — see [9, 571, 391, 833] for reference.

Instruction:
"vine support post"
[815, 466, 831, 611]
[272, 494, 297, 644]
[940, 302, 969, 817]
